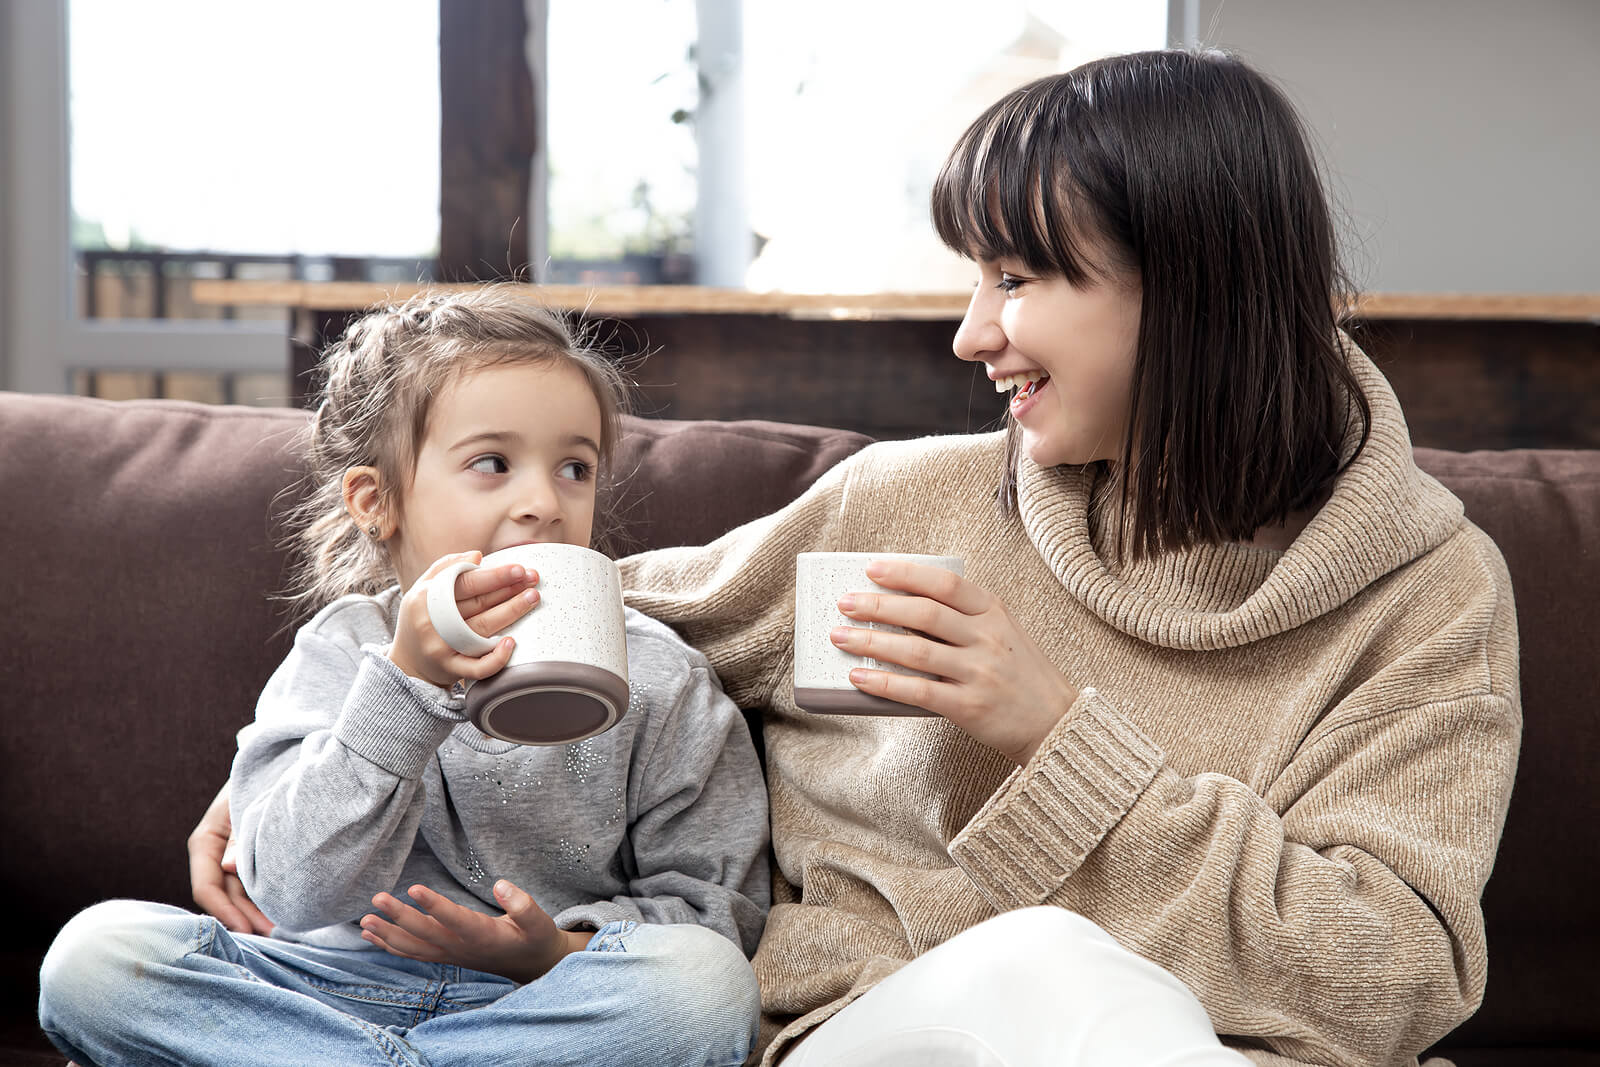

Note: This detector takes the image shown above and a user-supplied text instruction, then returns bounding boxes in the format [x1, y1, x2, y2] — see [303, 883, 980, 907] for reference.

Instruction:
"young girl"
[187, 50, 1519, 1066]
[40, 286, 769, 1067]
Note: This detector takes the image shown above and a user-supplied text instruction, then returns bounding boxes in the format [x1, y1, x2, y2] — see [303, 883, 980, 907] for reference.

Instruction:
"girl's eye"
[468, 454, 508, 475]
[996, 272, 1026, 295]
[559, 460, 593, 482]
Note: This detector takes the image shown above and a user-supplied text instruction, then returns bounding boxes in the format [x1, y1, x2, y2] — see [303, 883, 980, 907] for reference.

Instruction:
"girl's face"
[954, 257, 1142, 469]
[387, 360, 603, 590]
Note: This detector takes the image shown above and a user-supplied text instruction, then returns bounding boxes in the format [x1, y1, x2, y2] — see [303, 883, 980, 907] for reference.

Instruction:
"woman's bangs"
[932, 88, 1100, 281]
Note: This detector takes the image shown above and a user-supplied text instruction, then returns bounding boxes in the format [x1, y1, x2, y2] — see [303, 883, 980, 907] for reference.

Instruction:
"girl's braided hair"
[280, 284, 629, 620]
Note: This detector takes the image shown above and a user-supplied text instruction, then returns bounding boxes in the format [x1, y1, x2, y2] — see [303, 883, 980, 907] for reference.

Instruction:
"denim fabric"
[39, 899, 759, 1067]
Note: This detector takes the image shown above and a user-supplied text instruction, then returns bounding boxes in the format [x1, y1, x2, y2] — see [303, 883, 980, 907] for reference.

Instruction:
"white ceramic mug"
[427, 543, 629, 745]
[792, 552, 965, 716]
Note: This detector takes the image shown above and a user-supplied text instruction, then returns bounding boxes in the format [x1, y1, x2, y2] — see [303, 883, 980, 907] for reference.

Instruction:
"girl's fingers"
[466, 587, 540, 637]
[451, 637, 517, 681]
[418, 551, 482, 582]
[456, 564, 539, 616]
[371, 892, 445, 939]
[359, 915, 439, 960]
[863, 560, 990, 615]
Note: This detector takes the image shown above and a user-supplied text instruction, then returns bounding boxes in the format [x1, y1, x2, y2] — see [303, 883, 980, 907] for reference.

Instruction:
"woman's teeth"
[994, 372, 1048, 395]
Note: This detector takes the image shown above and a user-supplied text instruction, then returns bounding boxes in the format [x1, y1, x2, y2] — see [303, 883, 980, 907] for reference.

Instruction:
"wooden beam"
[438, 0, 537, 281]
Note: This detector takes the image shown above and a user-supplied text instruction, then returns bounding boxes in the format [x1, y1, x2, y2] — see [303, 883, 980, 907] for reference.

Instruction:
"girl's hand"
[187, 781, 274, 935]
[830, 559, 1079, 766]
[388, 552, 541, 687]
[361, 880, 591, 985]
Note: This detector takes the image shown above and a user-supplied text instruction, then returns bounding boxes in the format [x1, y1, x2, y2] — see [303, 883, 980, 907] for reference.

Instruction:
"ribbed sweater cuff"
[334, 653, 464, 779]
[949, 687, 1163, 909]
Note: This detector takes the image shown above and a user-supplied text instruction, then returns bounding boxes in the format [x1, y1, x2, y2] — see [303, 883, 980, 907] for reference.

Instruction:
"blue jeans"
[39, 899, 760, 1067]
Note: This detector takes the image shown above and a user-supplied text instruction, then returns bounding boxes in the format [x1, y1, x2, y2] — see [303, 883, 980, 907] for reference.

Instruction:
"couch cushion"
[1415, 448, 1600, 1060]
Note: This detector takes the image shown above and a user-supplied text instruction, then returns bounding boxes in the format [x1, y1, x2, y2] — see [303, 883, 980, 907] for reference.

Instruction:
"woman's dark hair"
[931, 49, 1370, 559]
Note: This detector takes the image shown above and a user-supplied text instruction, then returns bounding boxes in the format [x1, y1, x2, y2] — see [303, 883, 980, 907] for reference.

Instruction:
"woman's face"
[953, 257, 1142, 468]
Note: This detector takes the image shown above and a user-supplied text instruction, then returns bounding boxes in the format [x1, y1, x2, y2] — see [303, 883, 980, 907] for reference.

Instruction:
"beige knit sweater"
[619, 352, 1520, 1067]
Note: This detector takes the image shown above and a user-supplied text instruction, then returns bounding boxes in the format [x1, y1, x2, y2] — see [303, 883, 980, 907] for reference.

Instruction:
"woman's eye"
[559, 460, 593, 482]
[996, 272, 1026, 294]
[468, 454, 508, 475]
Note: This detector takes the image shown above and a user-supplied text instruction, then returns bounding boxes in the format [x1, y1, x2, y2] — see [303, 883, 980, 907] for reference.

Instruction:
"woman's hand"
[361, 880, 591, 985]
[388, 552, 541, 687]
[830, 559, 1079, 766]
[187, 781, 274, 935]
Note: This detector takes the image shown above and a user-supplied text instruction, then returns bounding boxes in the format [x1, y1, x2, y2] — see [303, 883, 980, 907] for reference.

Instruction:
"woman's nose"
[952, 285, 1005, 364]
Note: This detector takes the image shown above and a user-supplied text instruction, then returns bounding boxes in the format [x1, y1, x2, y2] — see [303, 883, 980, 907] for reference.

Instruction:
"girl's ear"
[342, 466, 389, 540]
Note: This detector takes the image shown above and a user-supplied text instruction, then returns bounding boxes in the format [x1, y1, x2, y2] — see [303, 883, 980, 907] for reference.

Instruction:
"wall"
[1183, 0, 1599, 293]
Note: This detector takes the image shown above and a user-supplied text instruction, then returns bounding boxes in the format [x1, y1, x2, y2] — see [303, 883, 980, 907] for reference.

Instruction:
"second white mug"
[792, 551, 965, 716]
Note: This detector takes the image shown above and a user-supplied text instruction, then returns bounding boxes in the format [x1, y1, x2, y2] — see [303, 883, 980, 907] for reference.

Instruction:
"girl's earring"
[367, 523, 381, 539]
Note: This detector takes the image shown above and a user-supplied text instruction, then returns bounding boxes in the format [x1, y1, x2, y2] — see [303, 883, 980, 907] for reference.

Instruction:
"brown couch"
[1, 390, 1595, 1066]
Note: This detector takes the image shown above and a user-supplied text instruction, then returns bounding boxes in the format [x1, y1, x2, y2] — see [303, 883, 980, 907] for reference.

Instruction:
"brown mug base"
[792, 686, 938, 716]
[468, 662, 630, 745]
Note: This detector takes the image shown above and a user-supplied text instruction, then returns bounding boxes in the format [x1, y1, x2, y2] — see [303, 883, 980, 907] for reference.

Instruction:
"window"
[543, 0, 1168, 291]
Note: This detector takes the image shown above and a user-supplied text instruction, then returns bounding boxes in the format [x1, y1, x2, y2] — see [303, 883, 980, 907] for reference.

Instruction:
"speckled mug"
[427, 543, 629, 745]
[793, 552, 964, 716]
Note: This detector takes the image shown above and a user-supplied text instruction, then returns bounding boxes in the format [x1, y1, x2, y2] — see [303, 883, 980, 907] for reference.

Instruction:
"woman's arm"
[618, 446, 856, 705]
[840, 557, 1520, 1065]
[187, 781, 272, 935]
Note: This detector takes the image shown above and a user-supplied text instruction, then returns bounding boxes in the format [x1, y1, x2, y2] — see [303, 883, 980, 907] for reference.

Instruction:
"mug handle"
[425, 559, 500, 656]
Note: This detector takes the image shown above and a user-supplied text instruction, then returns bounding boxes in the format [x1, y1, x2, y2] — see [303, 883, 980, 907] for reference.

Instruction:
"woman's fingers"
[846, 665, 954, 717]
[836, 590, 976, 648]
[830, 622, 957, 680]
[224, 874, 276, 936]
[863, 559, 991, 615]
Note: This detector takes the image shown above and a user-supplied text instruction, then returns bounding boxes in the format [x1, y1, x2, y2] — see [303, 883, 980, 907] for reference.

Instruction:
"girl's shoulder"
[296, 587, 399, 647]
[621, 605, 711, 679]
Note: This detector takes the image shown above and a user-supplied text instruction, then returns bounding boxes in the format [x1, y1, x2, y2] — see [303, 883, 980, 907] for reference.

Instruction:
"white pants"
[784, 907, 1250, 1067]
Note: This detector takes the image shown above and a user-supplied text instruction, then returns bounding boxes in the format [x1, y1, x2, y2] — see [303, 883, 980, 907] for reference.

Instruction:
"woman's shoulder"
[853, 430, 1008, 468]
[839, 430, 1009, 496]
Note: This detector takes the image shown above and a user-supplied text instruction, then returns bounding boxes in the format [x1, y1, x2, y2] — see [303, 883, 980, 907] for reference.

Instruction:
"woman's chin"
[1022, 432, 1076, 469]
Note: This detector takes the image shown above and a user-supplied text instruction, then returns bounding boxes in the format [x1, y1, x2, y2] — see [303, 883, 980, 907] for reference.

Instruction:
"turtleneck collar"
[1015, 343, 1464, 651]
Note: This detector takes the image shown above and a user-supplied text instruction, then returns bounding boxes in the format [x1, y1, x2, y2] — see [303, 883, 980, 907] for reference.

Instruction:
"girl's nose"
[952, 284, 1005, 364]
[515, 477, 562, 526]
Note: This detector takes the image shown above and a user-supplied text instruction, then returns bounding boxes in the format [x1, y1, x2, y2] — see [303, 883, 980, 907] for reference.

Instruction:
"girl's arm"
[361, 650, 772, 974]
[230, 616, 459, 933]
[233, 559, 537, 934]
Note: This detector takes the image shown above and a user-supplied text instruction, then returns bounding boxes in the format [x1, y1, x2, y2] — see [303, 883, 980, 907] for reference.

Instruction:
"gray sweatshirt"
[231, 588, 770, 957]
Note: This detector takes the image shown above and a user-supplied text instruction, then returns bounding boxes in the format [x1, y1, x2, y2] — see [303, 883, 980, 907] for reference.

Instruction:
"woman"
[186, 50, 1518, 1066]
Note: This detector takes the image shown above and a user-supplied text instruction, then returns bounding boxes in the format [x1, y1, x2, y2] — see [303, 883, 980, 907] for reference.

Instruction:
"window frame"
[1, 2, 285, 395]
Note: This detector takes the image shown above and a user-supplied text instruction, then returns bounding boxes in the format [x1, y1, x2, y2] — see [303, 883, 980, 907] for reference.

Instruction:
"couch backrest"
[1412, 447, 1600, 1055]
